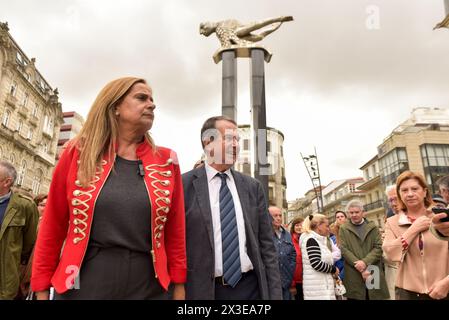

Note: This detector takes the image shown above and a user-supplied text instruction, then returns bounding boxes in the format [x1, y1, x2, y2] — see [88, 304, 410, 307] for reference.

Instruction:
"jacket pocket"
[8, 215, 26, 227]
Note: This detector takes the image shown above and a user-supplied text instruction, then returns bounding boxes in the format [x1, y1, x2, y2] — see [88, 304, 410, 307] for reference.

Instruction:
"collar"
[205, 162, 232, 183]
[0, 191, 11, 204]
[350, 219, 365, 226]
[310, 230, 327, 241]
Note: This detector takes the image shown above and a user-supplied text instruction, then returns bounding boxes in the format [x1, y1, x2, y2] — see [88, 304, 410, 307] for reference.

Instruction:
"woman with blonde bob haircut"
[383, 171, 449, 300]
[31, 77, 187, 300]
[299, 214, 339, 300]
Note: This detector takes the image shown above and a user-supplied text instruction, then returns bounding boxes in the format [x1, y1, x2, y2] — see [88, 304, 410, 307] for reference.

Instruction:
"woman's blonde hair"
[72, 77, 155, 187]
[302, 213, 328, 234]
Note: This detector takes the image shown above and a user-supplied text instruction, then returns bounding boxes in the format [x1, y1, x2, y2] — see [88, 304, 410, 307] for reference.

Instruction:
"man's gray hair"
[0, 160, 17, 185]
[385, 184, 396, 195]
[345, 199, 365, 212]
[436, 175, 449, 190]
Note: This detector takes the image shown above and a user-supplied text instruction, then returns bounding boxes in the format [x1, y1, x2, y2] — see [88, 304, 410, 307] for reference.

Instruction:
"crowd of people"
[1, 76, 449, 301]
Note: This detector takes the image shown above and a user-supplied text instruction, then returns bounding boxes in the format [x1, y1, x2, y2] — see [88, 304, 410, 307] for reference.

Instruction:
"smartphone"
[431, 207, 449, 222]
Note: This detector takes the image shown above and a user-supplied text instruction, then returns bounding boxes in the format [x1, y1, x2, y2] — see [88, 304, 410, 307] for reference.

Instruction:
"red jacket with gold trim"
[31, 140, 187, 294]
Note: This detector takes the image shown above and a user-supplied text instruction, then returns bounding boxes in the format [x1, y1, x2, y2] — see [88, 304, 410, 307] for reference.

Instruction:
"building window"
[27, 128, 33, 140]
[2, 110, 11, 127]
[10, 153, 15, 165]
[10, 81, 18, 96]
[267, 141, 271, 153]
[243, 139, 249, 150]
[269, 187, 274, 201]
[420, 144, 449, 192]
[43, 114, 54, 136]
[379, 148, 409, 187]
[17, 160, 27, 186]
[17, 119, 23, 133]
[43, 143, 49, 153]
[16, 51, 25, 65]
[32, 103, 39, 117]
[0, 146, 2, 160]
[280, 146, 284, 157]
[21, 92, 29, 107]
[32, 169, 43, 195]
[349, 183, 356, 193]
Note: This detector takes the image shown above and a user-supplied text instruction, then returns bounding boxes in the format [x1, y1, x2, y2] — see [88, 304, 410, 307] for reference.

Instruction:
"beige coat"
[383, 211, 449, 294]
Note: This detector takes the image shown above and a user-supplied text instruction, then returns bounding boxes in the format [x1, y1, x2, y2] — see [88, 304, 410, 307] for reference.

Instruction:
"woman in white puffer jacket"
[300, 214, 340, 300]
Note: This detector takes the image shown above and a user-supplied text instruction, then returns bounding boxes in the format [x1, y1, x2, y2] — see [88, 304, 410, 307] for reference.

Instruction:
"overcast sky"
[2, 0, 449, 200]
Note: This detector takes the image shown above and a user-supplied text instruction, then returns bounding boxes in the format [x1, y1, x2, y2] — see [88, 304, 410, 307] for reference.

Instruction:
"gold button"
[167, 158, 173, 164]
[75, 180, 82, 187]
[72, 199, 79, 205]
[73, 190, 81, 196]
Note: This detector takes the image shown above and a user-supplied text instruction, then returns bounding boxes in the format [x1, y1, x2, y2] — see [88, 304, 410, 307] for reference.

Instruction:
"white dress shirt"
[205, 163, 254, 277]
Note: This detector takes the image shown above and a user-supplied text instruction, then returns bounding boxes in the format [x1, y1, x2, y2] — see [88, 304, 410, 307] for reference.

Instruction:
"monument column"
[250, 49, 269, 200]
[221, 51, 237, 121]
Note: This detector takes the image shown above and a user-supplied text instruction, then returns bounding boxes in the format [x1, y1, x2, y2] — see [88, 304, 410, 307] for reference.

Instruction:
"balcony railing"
[364, 200, 384, 212]
[29, 114, 39, 126]
[5, 94, 18, 108]
[18, 106, 29, 117]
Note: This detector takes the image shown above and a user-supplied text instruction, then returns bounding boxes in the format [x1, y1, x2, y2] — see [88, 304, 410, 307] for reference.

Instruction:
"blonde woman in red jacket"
[31, 77, 186, 300]
[290, 216, 304, 300]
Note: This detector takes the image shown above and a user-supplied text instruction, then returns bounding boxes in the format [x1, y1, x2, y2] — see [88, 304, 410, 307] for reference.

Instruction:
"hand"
[35, 290, 50, 300]
[333, 267, 340, 278]
[428, 277, 449, 300]
[432, 213, 449, 237]
[354, 260, 367, 273]
[172, 283, 185, 300]
[361, 270, 371, 281]
[289, 287, 297, 296]
[410, 216, 431, 234]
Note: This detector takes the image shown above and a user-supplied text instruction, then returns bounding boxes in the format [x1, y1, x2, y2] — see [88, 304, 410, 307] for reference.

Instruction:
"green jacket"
[0, 192, 39, 299]
[339, 219, 390, 300]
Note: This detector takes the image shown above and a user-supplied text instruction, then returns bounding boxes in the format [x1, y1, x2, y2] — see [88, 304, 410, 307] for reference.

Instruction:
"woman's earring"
[115, 112, 119, 116]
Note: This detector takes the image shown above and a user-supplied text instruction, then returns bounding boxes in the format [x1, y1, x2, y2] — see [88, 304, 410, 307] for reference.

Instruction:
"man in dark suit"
[182, 116, 282, 300]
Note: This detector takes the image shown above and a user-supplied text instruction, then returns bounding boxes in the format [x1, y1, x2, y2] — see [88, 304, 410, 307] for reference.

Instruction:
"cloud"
[2, 0, 448, 200]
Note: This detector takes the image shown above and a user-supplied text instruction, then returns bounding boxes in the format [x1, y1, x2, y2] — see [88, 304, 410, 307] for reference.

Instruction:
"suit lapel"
[232, 169, 250, 216]
[192, 167, 214, 250]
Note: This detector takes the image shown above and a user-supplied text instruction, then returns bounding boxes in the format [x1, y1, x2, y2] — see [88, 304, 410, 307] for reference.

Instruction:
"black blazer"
[182, 166, 282, 300]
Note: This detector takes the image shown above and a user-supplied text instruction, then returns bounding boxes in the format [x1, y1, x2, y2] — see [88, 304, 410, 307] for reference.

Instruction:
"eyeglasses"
[388, 198, 398, 203]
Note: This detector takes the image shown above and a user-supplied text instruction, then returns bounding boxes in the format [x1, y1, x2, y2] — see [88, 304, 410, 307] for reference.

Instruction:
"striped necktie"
[218, 173, 241, 287]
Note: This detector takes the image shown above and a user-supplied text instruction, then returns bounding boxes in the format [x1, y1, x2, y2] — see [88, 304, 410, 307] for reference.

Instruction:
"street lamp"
[301, 147, 324, 213]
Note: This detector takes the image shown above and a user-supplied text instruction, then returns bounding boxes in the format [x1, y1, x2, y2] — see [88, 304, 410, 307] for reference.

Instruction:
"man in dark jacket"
[0, 161, 39, 299]
[269, 206, 296, 300]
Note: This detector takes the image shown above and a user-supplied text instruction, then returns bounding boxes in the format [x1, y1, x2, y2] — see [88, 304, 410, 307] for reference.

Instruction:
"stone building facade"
[0, 22, 63, 195]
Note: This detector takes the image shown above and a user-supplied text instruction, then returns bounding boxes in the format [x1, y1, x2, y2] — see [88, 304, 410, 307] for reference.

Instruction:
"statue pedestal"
[213, 46, 272, 64]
